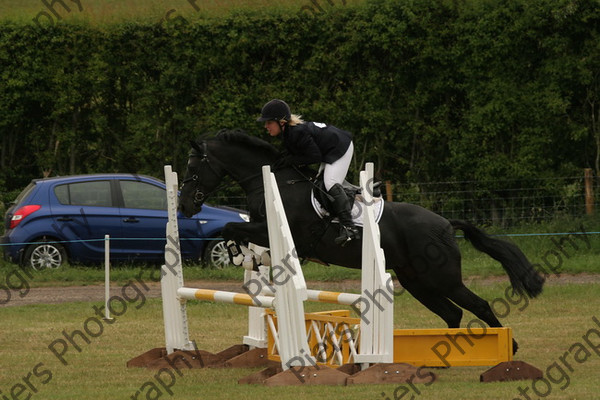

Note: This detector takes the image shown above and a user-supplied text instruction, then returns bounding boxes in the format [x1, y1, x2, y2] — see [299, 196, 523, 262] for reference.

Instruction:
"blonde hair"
[287, 114, 304, 126]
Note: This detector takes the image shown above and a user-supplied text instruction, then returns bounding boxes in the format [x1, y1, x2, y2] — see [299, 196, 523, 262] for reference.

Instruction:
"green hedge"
[0, 0, 598, 201]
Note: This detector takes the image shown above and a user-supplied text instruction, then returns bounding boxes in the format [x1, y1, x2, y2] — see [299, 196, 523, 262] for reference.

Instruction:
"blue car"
[1, 174, 248, 269]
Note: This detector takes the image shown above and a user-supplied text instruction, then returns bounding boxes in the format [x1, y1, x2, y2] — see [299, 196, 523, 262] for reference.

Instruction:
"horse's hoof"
[260, 250, 271, 266]
[232, 255, 244, 266]
[242, 256, 260, 272]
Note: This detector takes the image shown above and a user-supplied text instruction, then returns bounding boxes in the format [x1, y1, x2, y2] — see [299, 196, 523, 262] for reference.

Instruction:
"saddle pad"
[311, 189, 384, 226]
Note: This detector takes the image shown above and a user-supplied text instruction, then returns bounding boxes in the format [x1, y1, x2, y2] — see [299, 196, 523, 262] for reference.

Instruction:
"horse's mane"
[198, 129, 279, 158]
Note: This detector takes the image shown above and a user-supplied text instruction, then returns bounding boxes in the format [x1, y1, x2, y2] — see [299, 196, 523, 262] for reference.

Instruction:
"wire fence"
[0, 237, 221, 247]
[208, 175, 598, 227]
[1, 173, 597, 229]
[390, 175, 598, 226]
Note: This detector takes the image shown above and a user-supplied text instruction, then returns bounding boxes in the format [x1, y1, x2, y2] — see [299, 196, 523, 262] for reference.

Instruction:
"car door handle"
[56, 217, 73, 222]
[123, 217, 139, 223]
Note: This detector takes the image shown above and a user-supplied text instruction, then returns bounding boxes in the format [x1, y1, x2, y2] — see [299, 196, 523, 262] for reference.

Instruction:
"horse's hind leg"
[445, 284, 502, 328]
[445, 284, 519, 353]
[399, 278, 463, 328]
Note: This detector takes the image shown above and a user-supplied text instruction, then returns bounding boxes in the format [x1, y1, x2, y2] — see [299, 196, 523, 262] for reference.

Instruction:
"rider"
[257, 99, 360, 245]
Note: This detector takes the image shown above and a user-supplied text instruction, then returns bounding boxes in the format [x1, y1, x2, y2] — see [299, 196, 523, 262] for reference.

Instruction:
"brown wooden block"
[480, 361, 543, 382]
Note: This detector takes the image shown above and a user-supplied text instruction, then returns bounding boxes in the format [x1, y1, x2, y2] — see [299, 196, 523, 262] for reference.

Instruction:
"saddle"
[311, 178, 384, 226]
[229, 176, 384, 271]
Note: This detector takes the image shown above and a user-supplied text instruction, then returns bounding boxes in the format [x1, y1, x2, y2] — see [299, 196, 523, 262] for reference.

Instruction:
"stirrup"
[334, 226, 361, 247]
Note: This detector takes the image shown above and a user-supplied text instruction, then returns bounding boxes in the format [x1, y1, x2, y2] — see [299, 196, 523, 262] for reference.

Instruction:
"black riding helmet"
[257, 99, 291, 122]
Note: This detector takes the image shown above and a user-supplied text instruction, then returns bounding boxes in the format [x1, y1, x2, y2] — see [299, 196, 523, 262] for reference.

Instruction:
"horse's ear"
[190, 140, 203, 153]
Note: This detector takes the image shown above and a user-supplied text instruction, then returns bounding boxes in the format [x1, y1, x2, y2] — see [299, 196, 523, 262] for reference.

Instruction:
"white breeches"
[321, 142, 354, 191]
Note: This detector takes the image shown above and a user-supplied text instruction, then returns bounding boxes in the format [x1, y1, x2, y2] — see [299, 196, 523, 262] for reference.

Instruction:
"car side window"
[54, 181, 112, 207]
[120, 180, 167, 210]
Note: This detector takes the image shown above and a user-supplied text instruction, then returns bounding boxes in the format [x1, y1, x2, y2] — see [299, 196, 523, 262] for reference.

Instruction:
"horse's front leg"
[222, 221, 269, 246]
[222, 221, 270, 269]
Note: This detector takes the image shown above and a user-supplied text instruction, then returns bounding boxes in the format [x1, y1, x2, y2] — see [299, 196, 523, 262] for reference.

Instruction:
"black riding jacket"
[281, 122, 352, 165]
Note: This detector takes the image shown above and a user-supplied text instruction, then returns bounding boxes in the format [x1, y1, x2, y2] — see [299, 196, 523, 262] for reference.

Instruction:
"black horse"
[179, 130, 545, 352]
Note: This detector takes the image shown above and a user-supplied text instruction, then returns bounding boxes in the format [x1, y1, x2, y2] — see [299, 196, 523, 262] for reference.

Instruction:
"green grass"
[0, 281, 598, 399]
[0, 218, 597, 398]
[0, 260, 362, 288]
[0, 0, 363, 24]
[458, 216, 600, 278]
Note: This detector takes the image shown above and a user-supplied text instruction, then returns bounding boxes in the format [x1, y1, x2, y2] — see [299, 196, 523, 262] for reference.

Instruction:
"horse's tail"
[450, 219, 545, 298]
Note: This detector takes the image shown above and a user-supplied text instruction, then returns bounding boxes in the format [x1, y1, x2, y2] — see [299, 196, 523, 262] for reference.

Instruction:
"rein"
[183, 137, 334, 262]
[287, 166, 334, 203]
[181, 142, 224, 206]
[182, 141, 265, 206]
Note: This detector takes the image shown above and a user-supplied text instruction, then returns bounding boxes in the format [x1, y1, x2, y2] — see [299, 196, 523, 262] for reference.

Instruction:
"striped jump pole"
[307, 290, 361, 306]
[176, 286, 361, 312]
[262, 287, 361, 306]
[178, 288, 275, 308]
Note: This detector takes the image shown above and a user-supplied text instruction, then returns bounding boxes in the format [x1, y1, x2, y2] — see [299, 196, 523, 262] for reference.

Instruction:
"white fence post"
[262, 165, 314, 369]
[104, 234, 113, 321]
[354, 162, 394, 367]
[242, 265, 270, 348]
[162, 165, 195, 354]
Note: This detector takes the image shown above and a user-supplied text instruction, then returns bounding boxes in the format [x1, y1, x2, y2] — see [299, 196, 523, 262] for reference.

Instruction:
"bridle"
[181, 138, 287, 209]
[180, 141, 224, 207]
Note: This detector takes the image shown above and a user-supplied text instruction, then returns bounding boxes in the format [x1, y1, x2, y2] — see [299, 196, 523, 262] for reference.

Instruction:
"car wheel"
[202, 239, 232, 269]
[24, 241, 67, 270]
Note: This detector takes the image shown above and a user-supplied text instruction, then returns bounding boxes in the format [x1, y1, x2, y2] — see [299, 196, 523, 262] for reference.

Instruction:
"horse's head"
[179, 130, 280, 218]
[179, 139, 226, 218]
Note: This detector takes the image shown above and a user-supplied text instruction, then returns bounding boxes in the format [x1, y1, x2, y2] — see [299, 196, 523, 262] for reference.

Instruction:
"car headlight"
[239, 213, 250, 222]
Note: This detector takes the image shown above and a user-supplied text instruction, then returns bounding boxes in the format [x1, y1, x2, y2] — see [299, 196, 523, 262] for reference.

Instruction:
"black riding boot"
[327, 183, 361, 246]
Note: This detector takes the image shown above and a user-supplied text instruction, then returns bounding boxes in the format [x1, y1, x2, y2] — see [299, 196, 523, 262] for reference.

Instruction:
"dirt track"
[2, 274, 599, 308]
[1, 279, 368, 308]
